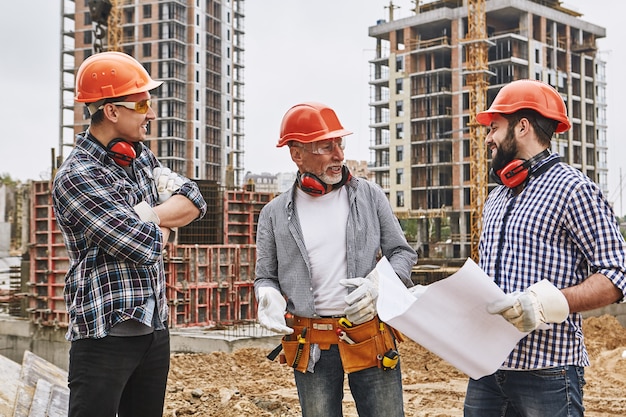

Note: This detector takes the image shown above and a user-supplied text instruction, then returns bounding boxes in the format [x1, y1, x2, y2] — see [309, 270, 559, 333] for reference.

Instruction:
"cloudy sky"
[1, 1, 624, 213]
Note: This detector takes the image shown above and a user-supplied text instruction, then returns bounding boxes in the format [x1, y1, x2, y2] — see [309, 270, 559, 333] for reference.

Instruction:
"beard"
[491, 129, 518, 173]
[318, 170, 343, 185]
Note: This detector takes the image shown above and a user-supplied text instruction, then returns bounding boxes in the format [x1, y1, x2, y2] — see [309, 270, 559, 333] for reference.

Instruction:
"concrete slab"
[170, 325, 282, 354]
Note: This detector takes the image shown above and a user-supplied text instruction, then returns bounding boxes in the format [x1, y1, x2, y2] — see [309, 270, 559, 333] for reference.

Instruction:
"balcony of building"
[411, 70, 453, 98]
[406, 35, 452, 54]
[369, 60, 390, 85]
[410, 118, 454, 144]
[410, 97, 453, 123]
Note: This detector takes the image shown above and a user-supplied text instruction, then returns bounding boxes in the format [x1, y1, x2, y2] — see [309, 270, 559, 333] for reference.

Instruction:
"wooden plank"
[46, 385, 69, 417]
[11, 351, 69, 417]
[11, 385, 33, 417]
[0, 355, 21, 417]
[26, 379, 52, 417]
[19, 351, 66, 389]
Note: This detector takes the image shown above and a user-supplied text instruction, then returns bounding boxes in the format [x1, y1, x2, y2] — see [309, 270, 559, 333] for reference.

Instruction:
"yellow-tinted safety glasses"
[111, 99, 153, 114]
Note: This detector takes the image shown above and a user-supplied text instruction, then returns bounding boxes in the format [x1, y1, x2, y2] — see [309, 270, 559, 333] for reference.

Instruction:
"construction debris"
[0, 351, 68, 417]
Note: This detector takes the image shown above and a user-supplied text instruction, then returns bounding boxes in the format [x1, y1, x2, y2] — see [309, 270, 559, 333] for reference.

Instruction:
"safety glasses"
[294, 137, 346, 155]
[111, 99, 153, 114]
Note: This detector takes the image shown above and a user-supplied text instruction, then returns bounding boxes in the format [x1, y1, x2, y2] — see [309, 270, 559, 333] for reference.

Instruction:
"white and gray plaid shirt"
[254, 175, 418, 318]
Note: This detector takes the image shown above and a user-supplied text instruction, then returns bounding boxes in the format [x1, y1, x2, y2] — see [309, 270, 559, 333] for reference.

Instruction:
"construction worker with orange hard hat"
[464, 79, 626, 416]
[254, 102, 417, 416]
[52, 51, 207, 417]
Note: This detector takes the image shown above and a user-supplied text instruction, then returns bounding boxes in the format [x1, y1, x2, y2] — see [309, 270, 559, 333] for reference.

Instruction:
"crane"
[88, 0, 122, 52]
[385, 1, 401, 21]
[465, 0, 490, 261]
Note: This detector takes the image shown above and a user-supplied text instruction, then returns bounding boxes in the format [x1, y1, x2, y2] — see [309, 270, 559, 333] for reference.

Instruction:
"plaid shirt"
[52, 132, 207, 341]
[254, 176, 418, 317]
[480, 153, 626, 369]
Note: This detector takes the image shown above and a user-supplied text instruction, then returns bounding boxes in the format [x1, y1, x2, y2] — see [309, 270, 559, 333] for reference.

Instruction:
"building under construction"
[59, 0, 246, 186]
[0, 0, 612, 331]
[367, 0, 607, 261]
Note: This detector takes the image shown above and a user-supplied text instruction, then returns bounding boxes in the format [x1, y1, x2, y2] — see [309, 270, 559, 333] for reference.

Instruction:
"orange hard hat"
[277, 102, 353, 147]
[476, 79, 571, 133]
[75, 51, 163, 103]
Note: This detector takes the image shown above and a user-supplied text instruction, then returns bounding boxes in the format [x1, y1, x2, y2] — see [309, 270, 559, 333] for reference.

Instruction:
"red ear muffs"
[299, 173, 328, 195]
[493, 149, 554, 188]
[107, 139, 137, 167]
[297, 166, 353, 196]
[496, 159, 529, 188]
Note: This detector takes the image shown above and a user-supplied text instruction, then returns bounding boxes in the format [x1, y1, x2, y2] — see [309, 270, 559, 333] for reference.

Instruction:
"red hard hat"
[476, 79, 571, 133]
[75, 51, 162, 103]
[277, 102, 353, 147]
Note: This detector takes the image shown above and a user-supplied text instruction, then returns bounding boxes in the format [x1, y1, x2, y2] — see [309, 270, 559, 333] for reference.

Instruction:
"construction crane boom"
[88, 0, 121, 52]
[107, 0, 122, 51]
[465, 0, 490, 261]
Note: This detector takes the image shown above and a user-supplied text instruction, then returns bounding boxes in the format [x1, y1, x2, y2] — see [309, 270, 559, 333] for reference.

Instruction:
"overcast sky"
[1, 1, 624, 213]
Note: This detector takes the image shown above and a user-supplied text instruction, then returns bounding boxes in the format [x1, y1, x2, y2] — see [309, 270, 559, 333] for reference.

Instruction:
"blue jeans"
[464, 366, 585, 417]
[294, 344, 404, 417]
[68, 328, 170, 417]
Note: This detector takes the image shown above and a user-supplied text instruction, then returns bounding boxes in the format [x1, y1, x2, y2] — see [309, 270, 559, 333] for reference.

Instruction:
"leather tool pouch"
[336, 318, 399, 374]
[282, 316, 400, 374]
[281, 337, 310, 373]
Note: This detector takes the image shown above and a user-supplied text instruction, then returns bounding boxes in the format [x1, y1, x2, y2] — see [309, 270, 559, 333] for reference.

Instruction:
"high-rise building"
[368, 0, 607, 259]
[59, 0, 245, 186]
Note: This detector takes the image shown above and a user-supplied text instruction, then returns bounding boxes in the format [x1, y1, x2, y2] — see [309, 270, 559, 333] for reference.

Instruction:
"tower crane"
[88, 0, 122, 52]
[385, 1, 401, 21]
[465, 0, 490, 261]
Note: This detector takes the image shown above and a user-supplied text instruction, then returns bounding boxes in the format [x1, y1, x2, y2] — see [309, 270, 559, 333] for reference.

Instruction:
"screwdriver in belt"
[291, 327, 307, 368]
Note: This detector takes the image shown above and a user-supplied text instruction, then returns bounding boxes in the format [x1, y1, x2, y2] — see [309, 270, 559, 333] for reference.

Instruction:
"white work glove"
[340, 269, 380, 325]
[153, 167, 185, 204]
[487, 279, 569, 332]
[256, 287, 293, 335]
[408, 284, 428, 300]
[133, 201, 160, 224]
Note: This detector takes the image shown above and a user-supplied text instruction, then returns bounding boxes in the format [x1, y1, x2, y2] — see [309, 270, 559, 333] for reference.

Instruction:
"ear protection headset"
[297, 165, 352, 196]
[106, 138, 140, 167]
[491, 149, 552, 188]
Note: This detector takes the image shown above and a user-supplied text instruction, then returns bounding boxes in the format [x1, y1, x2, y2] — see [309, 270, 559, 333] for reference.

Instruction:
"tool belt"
[279, 315, 402, 374]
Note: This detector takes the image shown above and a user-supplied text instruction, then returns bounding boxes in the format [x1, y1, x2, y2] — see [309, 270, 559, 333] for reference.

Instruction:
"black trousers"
[68, 328, 170, 417]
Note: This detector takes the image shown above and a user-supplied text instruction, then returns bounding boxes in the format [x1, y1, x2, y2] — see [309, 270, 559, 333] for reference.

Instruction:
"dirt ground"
[164, 314, 626, 416]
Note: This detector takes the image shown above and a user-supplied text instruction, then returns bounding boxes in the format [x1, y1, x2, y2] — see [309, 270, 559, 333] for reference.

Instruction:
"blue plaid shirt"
[480, 153, 626, 369]
[52, 132, 207, 341]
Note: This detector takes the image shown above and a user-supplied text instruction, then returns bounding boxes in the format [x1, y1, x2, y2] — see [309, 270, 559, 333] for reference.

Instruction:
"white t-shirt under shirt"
[296, 186, 349, 316]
